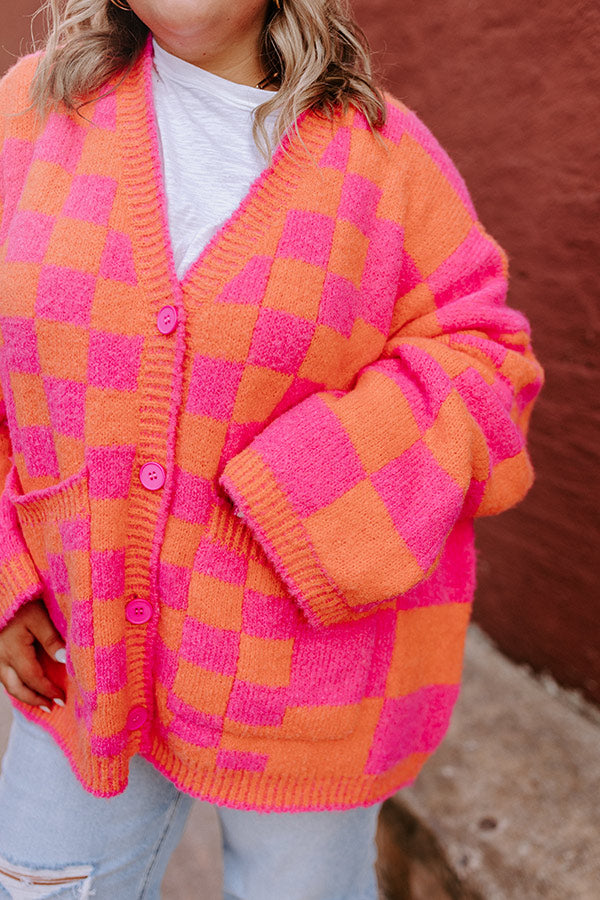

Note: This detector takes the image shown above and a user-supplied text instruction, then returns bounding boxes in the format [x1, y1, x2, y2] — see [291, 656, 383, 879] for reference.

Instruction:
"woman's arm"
[220, 111, 544, 628]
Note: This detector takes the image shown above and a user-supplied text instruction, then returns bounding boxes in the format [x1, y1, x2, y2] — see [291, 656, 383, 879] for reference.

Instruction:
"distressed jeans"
[0, 709, 381, 899]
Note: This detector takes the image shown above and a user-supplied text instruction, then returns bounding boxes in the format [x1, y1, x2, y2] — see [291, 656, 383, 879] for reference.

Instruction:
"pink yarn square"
[47, 552, 70, 595]
[91, 93, 117, 130]
[180, 620, 240, 677]
[87, 445, 135, 501]
[397, 519, 476, 610]
[226, 680, 287, 727]
[20, 426, 59, 478]
[359, 220, 405, 332]
[90, 731, 128, 757]
[59, 518, 91, 553]
[242, 589, 301, 640]
[454, 367, 524, 466]
[318, 273, 361, 338]
[378, 106, 410, 144]
[277, 210, 335, 268]
[91, 550, 125, 601]
[338, 173, 382, 232]
[216, 749, 268, 772]
[99, 231, 138, 285]
[0, 139, 34, 244]
[366, 685, 460, 775]
[33, 112, 86, 173]
[157, 561, 192, 611]
[44, 377, 86, 439]
[288, 620, 375, 705]
[170, 468, 212, 524]
[186, 355, 243, 420]
[251, 394, 364, 518]
[69, 598, 94, 647]
[154, 637, 179, 690]
[247, 308, 316, 375]
[193, 537, 249, 587]
[220, 422, 263, 465]
[62, 175, 117, 225]
[88, 331, 143, 391]
[36, 265, 96, 326]
[168, 695, 223, 745]
[371, 441, 464, 570]
[5, 210, 54, 263]
[1, 318, 41, 374]
[95, 640, 127, 693]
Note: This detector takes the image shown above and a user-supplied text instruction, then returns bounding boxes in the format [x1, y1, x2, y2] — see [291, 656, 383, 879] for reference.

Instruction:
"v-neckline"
[117, 34, 337, 307]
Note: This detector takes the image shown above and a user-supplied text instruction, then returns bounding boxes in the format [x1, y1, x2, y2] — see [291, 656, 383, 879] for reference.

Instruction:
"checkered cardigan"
[0, 41, 543, 810]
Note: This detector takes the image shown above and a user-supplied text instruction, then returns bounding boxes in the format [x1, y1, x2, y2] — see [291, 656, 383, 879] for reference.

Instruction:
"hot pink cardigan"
[0, 41, 543, 810]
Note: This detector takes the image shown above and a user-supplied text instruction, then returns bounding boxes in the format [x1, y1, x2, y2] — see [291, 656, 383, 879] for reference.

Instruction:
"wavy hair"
[29, 0, 387, 158]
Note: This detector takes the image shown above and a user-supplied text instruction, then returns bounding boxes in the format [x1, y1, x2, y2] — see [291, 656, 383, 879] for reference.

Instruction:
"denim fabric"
[0, 709, 381, 899]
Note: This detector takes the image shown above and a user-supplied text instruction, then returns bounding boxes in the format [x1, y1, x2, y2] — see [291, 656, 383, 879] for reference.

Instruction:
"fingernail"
[53, 698, 65, 707]
[40, 705, 51, 713]
[55, 648, 67, 664]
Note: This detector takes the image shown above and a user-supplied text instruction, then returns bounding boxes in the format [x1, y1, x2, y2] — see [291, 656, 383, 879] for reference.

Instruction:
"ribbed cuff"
[220, 448, 354, 628]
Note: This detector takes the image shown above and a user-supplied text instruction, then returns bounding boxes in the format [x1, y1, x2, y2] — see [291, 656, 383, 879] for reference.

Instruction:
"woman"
[0, 0, 543, 897]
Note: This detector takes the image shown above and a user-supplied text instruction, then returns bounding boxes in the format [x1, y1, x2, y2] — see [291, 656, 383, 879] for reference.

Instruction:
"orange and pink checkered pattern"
[0, 40, 543, 810]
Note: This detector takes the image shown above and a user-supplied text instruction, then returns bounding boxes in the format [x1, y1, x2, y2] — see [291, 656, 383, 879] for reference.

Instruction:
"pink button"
[157, 305, 177, 335]
[126, 706, 148, 730]
[125, 599, 152, 625]
[139, 462, 165, 491]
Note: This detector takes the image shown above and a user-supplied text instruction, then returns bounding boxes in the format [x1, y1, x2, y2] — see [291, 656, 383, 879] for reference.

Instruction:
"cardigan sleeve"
[219, 116, 544, 628]
[0, 60, 46, 630]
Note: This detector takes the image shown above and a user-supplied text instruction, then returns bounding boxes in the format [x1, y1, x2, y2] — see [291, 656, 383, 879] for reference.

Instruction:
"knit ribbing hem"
[220, 449, 366, 628]
[8, 696, 425, 810]
[143, 738, 424, 812]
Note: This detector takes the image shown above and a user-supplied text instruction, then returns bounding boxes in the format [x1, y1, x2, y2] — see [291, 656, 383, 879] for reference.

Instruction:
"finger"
[9, 639, 63, 702]
[25, 600, 67, 665]
[1, 664, 53, 711]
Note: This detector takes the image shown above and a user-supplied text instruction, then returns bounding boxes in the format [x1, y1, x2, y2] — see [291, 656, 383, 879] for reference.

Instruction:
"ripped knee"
[0, 856, 94, 899]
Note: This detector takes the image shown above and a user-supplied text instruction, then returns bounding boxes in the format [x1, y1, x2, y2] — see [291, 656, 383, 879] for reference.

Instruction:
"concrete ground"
[381, 626, 600, 900]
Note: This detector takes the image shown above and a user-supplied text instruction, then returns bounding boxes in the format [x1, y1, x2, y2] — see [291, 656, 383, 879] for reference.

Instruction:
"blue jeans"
[0, 709, 381, 899]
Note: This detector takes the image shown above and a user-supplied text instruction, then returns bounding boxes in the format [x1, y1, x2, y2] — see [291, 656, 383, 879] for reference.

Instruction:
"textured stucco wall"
[1, 2, 599, 702]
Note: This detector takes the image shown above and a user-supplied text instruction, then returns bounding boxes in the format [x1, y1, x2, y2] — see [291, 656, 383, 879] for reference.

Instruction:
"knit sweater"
[0, 39, 543, 811]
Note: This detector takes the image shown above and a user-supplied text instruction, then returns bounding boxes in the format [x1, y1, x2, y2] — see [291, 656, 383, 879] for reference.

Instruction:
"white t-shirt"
[151, 38, 279, 281]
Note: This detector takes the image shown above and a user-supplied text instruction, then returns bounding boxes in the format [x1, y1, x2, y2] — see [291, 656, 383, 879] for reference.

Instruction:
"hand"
[0, 598, 67, 712]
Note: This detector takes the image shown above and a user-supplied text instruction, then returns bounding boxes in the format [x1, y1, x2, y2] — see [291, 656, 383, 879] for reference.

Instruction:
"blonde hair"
[30, 0, 387, 158]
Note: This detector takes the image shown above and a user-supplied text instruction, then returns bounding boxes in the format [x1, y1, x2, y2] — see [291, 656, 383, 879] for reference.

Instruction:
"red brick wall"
[2, 2, 599, 703]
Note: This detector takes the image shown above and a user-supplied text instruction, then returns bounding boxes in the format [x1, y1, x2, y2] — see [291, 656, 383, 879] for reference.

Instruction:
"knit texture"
[0, 39, 543, 810]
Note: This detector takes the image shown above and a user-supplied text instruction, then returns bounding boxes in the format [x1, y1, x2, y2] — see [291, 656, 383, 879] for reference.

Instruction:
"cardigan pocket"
[174, 501, 377, 743]
[4, 462, 92, 655]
